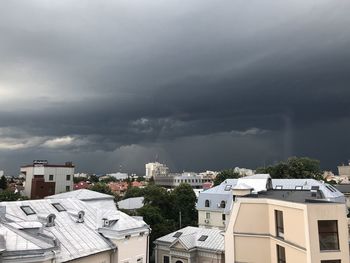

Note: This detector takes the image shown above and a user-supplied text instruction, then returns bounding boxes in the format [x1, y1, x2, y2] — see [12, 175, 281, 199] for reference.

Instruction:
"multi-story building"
[145, 162, 169, 179]
[0, 189, 150, 263]
[21, 160, 74, 199]
[155, 172, 213, 189]
[155, 174, 349, 263]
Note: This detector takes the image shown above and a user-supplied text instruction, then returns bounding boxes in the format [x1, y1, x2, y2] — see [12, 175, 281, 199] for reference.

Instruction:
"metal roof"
[46, 189, 114, 201]
[118, 197, 144, 210]
[155, 226, 224, 252]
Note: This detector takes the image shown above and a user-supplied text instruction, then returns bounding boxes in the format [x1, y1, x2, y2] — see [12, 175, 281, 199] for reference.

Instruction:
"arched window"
[205, 200, 210, 207]
[175, 261, 183, 263]
[220, 200, 226, 208]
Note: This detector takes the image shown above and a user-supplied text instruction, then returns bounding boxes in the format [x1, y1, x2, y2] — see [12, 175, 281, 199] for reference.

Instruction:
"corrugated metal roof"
[118, 197, 144, 210]
[46, 189, 114, 201]
[156, 226, 224, 251]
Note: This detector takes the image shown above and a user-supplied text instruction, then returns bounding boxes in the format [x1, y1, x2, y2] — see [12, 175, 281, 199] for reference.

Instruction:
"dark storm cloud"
[1, 0, 350, 174]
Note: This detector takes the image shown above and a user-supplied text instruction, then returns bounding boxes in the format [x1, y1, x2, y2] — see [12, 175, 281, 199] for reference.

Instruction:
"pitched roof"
[155, 226, 224, 252]
[46, 189, 114, 201]
[118, 197, 144, 210]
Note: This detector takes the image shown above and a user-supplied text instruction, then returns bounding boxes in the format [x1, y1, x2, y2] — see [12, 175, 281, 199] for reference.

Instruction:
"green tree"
[256, 157, 322, 179]
[171, 183, 197, 227]
[213, 169, 240, 186]
[143, 185, 172, 217]
[123, 187, 145, 199]
[0, 190, 28, 201]
[88, 174, 99, 183]
[0, 175, 8, 190]
[89, 183, 113, 195]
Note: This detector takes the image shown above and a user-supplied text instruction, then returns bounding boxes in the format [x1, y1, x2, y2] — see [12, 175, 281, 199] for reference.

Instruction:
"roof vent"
[68, 210, 85, 223]
[37, 213, 56, 227]
[102, 218, 110, 227]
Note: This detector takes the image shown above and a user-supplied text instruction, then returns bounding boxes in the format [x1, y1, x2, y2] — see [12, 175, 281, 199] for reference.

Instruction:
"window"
[163, 256, 170, 263]
[224, 185, 232, 191]
[205, 200, 210, 207]
[49, 174, 54, 181]
[206, 212, 210, 219]
[66, 186, 70, 191]
[318, 220, 339, 251]
[173, 232, 183, 238]
[222, 214, 226, 221]
[66, 174, 71, 181]
[125, 235, 131, 239]
[276, 245, 286, 263]
[137, 258, 143, 263]
[275, 210, 284, 238]
[321, 260, 341, 263]
[220, 200, 226, 208]
[275, 185, 283, 190]
[295, 186, 303, 190]
[52, 203, 66, 212]
[175, 261, 183, 263]
[20, 205, 36, 215]
[198, 235, 208, 241]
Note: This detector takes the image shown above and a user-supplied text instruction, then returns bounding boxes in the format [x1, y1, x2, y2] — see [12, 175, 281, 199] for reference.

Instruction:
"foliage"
[171, 183, 197, 227]
[89, 182, 113, 195]
[213, 169, 240, 186]
[99, 176, 117, 183]
[73, 176, 87, 184]
[88, 175, 99, 183]
[0, 190, 28, 201]
[123, 187, 145, 199]
[256, 157, 322, 179]
[136, 176, 146, 182]
[0, 175, 8, 190]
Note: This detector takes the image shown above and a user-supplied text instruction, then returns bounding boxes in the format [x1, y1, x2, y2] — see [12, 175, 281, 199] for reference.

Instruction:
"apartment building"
[155, 172, 213, 189]
[21, 160, 74, 199]
[0, 189, 150, 263]
[145, 162, 169, 179]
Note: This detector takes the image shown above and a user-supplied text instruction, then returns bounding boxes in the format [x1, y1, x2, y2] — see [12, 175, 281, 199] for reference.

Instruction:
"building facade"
[145, 162, 169, 179]
[21, 160, 75, 199]
[155, 172, 213, 189]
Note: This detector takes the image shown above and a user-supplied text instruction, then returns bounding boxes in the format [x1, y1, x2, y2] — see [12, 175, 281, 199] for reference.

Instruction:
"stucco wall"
[112, 234, 148, 263]
[198, 210, 226, 229]
[68, 250, 112, 263]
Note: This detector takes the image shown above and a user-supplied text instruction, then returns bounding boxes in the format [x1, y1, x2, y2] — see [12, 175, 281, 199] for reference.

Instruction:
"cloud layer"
[1, 0, 350, 174]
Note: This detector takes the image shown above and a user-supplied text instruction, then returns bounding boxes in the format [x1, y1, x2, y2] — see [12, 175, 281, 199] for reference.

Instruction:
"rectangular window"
[66, 186, 70, 191]
[52, 203, 66, 212]
[66, 174, 71, 181]
[20, 205, 36, 215]
[222, 214, 226, 221]
[49, 174, 54, 181]
[275, 210, 284, 238]
[163, 256, 169, 263]
[321, 260, 341, 263]
[206, 212, 210, 219]
[276, 245, 286, 263]
[318, 220, 339, 251]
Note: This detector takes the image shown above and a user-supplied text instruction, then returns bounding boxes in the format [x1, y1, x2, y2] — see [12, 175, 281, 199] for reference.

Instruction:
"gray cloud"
[1, 0, 350, 174]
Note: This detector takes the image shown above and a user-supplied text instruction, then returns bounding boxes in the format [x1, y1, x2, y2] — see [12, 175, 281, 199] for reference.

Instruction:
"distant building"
[21, 160, 74, 199]
[118, 197, 145, 210]
[0, 170, 4, 177]
[106, 172, 129, 180]
[0, 189, 150, 262]
[233, 167, 255, 177]
[74, 172, 89, 178]
[155, 172, 213, 189]
[145, 162, 169, 179]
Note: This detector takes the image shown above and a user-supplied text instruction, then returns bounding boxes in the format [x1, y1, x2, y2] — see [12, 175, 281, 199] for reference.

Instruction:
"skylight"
[52, 203, 66, 212]
[198, 235, 208, 241]
[20, 205, 36, 215]
[224, 185, 232, 191]
[173, 232, 183, 238]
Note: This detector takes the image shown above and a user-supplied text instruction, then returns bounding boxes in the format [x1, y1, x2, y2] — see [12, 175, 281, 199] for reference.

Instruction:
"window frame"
[318, 220, 340, 251]
[276, 245, 286, 263]
[275, 210, 284, 239]
[20, 205, 36, 215]
[52, 203, 66, 212]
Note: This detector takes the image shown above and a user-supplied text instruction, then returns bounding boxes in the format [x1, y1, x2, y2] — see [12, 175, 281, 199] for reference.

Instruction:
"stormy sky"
[1, 0, 350, 175]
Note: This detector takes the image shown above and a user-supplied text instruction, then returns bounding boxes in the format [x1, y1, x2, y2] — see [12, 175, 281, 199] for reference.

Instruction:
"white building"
[0, 170, 4, 177]
[0, 189, 150, 263]
[155, 172, 213, 189]
[107, 172, 129, 180]
[145, 162, 169, 179]
[21, 160, 74, 199]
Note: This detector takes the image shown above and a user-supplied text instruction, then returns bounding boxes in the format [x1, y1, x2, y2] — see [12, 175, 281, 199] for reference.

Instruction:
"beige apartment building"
[156, 174, 349, 263]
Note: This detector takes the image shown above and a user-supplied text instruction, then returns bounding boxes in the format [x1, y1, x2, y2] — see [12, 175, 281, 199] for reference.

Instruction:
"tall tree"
[213, 169, 240, 186]
[256, 157, 322, 179]
[0, 175, 8, 190]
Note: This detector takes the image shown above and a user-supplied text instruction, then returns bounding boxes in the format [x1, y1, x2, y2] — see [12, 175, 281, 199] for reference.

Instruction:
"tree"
[213, 169, 240, 186]
[89, 174, 99, 183]
[171, 183, 197, 227]
[89, 183, 113, 195]
[143, 185, 172, 217]
[0, 190, 27, 201]
[256, 157, 322, 179]
[123, 187, 145, 199]
[0, 175, 8, 190]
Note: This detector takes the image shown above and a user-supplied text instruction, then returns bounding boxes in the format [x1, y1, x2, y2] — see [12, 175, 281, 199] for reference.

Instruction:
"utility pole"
[179, 211, 182, 229]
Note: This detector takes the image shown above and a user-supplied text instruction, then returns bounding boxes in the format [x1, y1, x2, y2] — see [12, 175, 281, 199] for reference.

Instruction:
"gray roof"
[0, 197, 149, 262]
[155, 226, 224, 252]
[197, 175, 345, 211]
[334, 184, 350, 194]
[46, 189, 114, 201]
[118, 197, 144, 210]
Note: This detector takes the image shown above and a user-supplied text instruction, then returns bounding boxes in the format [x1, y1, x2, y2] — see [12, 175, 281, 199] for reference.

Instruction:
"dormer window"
[220, 201, 226, 208]
[205, 200, 210, 207]
[20, 205, 36, 216]
[52, 203, 66, 212]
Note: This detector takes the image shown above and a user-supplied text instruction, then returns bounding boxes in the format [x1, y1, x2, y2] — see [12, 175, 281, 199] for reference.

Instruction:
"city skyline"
[1, 0, 350, 175]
